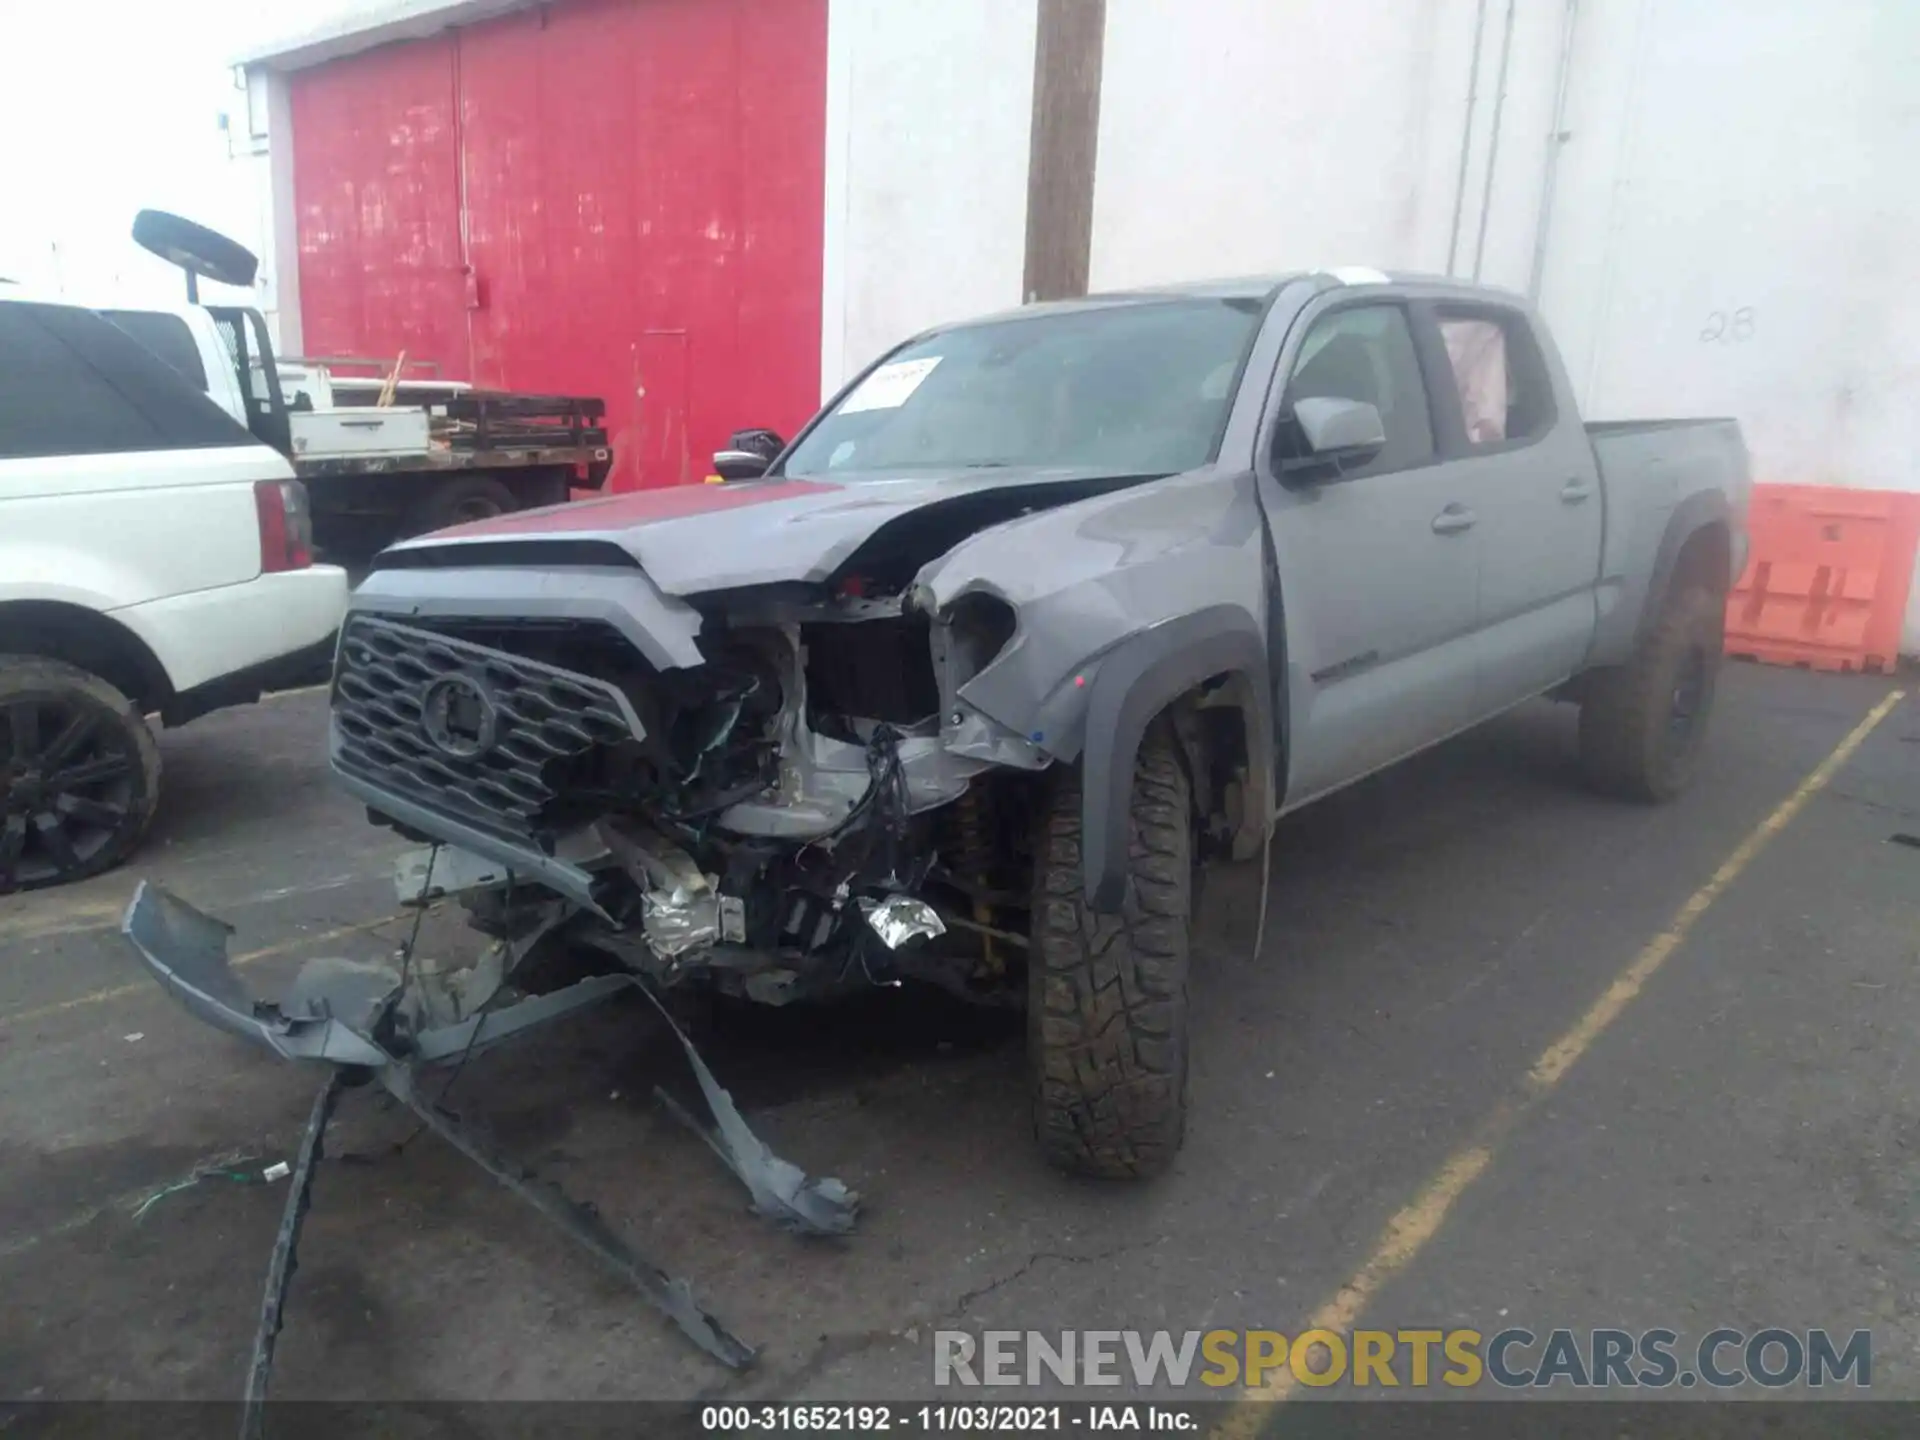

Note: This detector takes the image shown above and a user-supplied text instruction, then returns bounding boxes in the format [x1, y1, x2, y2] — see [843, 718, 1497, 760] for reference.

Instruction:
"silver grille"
[332, 616, 642, 842]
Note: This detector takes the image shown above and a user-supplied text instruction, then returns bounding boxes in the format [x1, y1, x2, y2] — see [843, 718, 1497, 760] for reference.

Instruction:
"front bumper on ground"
[119, 874, 860, 1233]
[121, 880, 629, 1067]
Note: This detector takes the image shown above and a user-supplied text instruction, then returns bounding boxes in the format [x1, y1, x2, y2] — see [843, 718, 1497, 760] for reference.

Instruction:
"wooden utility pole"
[1022, 0, 1107, 303]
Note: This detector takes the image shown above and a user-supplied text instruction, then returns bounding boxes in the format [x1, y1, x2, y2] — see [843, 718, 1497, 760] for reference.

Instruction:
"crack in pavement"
[697, 1240, 1157, 1402]
[939, 1242, 1148, 1323]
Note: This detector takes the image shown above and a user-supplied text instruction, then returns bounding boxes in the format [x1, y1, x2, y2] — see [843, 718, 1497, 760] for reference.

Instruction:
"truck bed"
[1586, 417, 1749, 661]
[1587, 417, 1746, 501]
[292, 389, 612, 485]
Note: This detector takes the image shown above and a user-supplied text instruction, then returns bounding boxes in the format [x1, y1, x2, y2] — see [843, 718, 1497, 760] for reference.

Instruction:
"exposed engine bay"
[335, 573, 1049, 1010]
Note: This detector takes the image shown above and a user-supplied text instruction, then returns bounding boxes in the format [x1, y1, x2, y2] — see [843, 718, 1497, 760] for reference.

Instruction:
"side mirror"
[1295, 397, 1386, 459]
[711, 426, 786, 482]
[712, 449, 772, 481]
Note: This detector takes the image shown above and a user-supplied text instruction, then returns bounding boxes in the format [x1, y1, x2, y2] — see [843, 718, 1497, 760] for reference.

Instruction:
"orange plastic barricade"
[1725, 484, 1920, 673]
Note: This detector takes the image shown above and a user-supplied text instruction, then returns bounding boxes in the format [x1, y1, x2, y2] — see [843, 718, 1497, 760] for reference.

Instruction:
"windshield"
[782, 298, 1264, 478]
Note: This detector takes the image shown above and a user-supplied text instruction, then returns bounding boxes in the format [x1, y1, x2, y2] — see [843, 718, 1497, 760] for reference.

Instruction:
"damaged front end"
[117, 558, 1066, 1413]
[121, 876, 859, 1412]
[332, 568, 1059, 1012]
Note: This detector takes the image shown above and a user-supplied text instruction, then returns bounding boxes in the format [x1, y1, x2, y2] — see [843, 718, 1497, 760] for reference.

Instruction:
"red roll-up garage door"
[288, 0, 826, 493]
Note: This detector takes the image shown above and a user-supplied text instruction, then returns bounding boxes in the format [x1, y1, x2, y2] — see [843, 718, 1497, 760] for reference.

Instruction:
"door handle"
[1560, 479, 1594, 504]
[1431, 504, 1477, 535]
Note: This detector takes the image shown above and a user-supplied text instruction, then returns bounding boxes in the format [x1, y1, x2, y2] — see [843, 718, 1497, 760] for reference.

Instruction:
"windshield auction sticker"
[839, 356, 942, 413]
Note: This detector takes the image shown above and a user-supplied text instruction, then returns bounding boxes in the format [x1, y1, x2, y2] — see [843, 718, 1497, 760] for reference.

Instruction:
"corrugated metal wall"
[288, 0, 827, 492]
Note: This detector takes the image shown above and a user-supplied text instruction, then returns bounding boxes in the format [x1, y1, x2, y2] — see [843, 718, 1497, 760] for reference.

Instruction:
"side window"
[0, 303, 251, 461]
[102, 310, 210, 390]
[1277, 305, 1434, 480]
[1434, 307, 1556, 448]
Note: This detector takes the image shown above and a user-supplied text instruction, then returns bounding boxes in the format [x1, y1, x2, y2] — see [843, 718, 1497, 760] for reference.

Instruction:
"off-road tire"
[0, 656, 161, 892]
[1029, 726, 1191, 1179]
[1578, 585, 1724, 802]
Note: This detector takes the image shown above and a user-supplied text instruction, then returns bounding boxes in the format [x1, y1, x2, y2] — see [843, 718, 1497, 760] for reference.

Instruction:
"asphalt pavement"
[1, 663, 1915, 1411]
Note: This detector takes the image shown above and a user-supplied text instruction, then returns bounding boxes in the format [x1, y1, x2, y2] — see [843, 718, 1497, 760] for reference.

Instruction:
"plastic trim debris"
[634, 980, 860, 1236]
[379, 1065, 754, 1367]
[243, 1071, 343, 1440]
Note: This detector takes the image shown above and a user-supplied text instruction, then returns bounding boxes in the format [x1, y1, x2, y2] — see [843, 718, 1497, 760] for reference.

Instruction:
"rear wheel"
[0, 657, 161, 893]
[1028, 725, 1192, 1179]
[1578, 585, 1724, 801]
[407, 476, 520, 537]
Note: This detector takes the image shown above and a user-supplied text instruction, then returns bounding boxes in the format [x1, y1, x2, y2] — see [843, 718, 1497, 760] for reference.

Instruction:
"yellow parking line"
[0, 899, 125, 944]
[1221, 687, 1906, 1423]
[1, 873, 385, 944]
[0, 915, 404, 1032]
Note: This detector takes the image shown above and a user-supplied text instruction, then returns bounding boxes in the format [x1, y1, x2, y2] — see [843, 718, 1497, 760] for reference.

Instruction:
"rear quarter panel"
[0, 448, 280, 611]
[1586, 419, 1749, 666]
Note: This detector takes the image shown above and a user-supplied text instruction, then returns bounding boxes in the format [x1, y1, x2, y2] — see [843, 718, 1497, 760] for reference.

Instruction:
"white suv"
[0, 293, 348, 891]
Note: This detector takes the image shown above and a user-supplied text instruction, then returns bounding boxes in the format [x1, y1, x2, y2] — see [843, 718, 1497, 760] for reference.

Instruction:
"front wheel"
[1028, 726, 1192, 1179]
[1578, 585, 1724, 802]
[1, 657, 162, 893]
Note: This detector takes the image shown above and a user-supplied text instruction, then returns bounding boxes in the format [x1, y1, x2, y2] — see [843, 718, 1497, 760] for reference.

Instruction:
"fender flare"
[1638, 490, 1734, 647]
[1080, 606, 1272, 912]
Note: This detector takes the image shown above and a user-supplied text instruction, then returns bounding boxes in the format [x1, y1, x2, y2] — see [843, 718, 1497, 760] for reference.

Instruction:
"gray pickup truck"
[323, 271, 1749, 1181]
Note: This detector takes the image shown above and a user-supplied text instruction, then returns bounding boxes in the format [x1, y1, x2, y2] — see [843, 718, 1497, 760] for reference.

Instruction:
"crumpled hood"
[384, 467, 1151, 596]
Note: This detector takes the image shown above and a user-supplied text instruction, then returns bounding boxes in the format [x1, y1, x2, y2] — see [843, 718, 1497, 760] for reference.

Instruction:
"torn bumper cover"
[123, 881, 628, 1068]
[120, 879, 859, 1380]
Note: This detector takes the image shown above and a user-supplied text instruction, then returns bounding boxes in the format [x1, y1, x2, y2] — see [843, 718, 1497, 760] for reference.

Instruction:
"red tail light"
[254, 480, 313, 573]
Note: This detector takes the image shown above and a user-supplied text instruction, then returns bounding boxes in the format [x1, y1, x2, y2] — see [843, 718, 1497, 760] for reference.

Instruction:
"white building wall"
[816, 0, 1920, 645]
[1546, 0, 1920, 479]
[1090, 0, 1563, 290]
[819, 0, 1037, 397]
[1540, 0, 1920, 646]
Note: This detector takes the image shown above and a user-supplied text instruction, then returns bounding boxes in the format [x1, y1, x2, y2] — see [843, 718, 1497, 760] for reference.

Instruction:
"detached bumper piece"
[122, 880, 859, 1425]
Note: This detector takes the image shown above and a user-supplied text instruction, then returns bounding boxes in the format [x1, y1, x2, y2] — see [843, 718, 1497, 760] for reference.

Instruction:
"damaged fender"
[1079, 608, 1272, 911]
[916, 470, 1274, 911]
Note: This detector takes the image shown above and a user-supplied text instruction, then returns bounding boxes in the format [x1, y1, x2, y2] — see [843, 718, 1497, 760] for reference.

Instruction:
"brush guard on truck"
[121, 878, 859, 1436]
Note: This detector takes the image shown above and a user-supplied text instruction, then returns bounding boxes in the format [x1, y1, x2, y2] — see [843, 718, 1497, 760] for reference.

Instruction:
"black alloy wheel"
[0, 658, 161, 892]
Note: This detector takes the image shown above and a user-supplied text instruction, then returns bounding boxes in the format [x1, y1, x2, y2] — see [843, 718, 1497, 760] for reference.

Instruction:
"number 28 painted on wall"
[1701, 308, 1756, 343]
